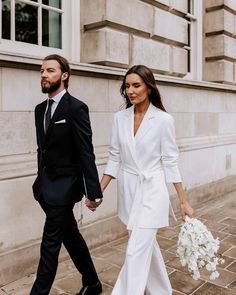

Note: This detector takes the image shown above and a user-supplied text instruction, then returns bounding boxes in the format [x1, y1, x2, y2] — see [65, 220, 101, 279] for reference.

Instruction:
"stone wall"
[81, 0, 188, 77]
[204, 0, 236, 83]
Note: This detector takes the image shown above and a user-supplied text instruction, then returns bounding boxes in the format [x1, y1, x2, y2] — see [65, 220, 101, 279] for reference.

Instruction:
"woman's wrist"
[179, 196, 187, 205]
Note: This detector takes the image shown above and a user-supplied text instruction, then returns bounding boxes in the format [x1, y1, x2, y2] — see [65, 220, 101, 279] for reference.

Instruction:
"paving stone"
[99, 284, 113, 295]
[49, 288, 68, 295]
[2, 285, 32, 295]
[203, 220, 228, 232]
[92, 257, 112, 273]
[220, 255, 235, 269]
[220, 242, 235, 254]
[224, 247, 236, 259]
[167, 243, 178, 255]
[55, 260, 77, 280]
[157, 236, 176, 250]
[210, 230, 229, 241]
[200, 212, 226, 222]
[91, 246, 122, 259]
[98, 266, 120, 287]
[173, 291, 185, 295]
[199, 267, 236, 287]
[109, 237, 128, 252]
[54, 272, 82, 294]
[157, 227, 178, 239]
[221, 218, 236, 227]
[194, 282, 236, 294]
[1, 274, 35, 294]
[1, 190, 236, 295]
[228, 279, 236, 292]
[161, 250, 176, 263]
[223, 235, 236, 245]
[222, 226, 236, 235]
[169, 270, 204, 294]
[166, 266, 175, 274]
[227, 261, 236, 272]
[166, 257, 188, 274]
[107, 252, 125, 268]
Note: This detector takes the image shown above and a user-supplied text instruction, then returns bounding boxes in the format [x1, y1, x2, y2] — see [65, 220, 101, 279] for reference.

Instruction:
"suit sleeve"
[104, 113, 121, 178]
[161, 115, 182, 183]
[72, 103, 103, 200]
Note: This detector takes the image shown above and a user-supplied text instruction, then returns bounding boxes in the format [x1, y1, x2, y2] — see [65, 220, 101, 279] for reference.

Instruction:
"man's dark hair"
[43, 54, 71, 89]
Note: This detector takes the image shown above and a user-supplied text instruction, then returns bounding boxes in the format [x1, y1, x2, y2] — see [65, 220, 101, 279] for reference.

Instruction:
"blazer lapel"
[124, 106, 139, 169]
[45, 92, 69, 138]
[134, 103, 156, 145]
[37, 101, 47, 147]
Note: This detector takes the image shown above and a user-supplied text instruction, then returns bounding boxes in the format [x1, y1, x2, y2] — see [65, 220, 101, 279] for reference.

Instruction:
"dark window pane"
[42, 9, 61, 48]
[15, 2, 38, 44]
[42, 0, 61, 9]
[2, 0, 10, 39]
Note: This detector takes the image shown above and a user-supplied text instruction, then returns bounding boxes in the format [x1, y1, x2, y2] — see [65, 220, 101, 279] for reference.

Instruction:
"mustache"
[41, 79, 50, 83]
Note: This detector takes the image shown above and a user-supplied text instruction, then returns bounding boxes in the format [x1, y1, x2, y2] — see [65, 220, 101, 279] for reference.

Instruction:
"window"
[184, 0, 202, 80]
[2, 0, 62, 47]
[0, 0, 81, 61]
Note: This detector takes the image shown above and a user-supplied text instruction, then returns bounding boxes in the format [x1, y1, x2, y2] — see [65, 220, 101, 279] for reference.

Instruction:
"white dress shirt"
[44, 89, 66, 131]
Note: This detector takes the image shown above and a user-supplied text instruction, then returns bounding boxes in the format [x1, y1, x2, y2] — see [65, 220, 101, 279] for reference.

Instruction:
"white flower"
[210, 271, 220, 280]
[176, 216, 224, 280]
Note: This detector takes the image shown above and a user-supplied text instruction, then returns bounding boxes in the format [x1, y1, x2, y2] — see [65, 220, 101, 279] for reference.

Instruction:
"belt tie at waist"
[121, 165, 177, 255]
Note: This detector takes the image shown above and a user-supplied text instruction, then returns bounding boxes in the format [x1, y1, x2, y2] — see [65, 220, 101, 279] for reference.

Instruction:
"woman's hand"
[180, 200, 194, 220]
[85, 198, 102, 212]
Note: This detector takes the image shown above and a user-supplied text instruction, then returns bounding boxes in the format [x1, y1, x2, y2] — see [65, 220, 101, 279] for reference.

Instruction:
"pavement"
[1, 190, 236, 295]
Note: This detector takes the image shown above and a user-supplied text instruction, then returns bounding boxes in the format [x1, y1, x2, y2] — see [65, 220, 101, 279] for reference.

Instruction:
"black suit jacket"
[32, 91, 103, 205]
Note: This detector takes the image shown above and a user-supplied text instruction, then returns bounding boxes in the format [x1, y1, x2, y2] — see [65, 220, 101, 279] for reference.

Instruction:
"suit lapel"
[36, 101, 47, 147]
[45, 92, 69, 139]
[134, 103, 156, 145]
[124, 106, 139, 169]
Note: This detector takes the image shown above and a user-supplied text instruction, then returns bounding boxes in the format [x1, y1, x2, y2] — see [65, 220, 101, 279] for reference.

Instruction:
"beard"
[41, 78, 61, 94]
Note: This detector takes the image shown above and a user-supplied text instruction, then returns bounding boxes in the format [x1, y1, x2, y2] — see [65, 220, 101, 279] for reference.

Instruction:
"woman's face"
[125, 73, 149, 105]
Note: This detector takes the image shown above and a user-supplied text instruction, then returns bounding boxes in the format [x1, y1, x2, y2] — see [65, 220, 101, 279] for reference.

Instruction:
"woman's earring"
[148, 89, 151, 96]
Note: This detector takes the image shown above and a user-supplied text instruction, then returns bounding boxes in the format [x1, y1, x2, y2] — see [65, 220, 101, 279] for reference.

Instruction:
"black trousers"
[30, 198, 99, 295]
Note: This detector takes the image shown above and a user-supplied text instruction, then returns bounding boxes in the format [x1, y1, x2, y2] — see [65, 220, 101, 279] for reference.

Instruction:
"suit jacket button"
[42, 149, 46, 154]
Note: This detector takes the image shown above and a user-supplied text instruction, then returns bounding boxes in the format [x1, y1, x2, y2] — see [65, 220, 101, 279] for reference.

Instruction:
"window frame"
[184, 0, 203, 80]
[0, 0, 80, 62]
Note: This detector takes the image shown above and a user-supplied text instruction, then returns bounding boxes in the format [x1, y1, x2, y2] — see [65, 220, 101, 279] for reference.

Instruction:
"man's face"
[40, 60, 63, 94]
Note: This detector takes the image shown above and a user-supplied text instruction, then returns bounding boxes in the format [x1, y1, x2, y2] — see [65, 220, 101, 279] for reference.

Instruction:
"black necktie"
[45, 99, 54, 133]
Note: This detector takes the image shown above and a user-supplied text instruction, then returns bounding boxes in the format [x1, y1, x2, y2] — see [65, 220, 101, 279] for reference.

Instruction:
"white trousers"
[111, 228, 172, 295]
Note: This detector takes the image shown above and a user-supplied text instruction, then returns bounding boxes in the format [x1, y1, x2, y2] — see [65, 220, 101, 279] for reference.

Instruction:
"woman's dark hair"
[43, 54, 71, 89]
[120, 65, 166, 111]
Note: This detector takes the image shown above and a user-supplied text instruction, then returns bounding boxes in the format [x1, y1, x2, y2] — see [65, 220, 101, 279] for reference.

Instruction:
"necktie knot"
[48, 99, 54, 106]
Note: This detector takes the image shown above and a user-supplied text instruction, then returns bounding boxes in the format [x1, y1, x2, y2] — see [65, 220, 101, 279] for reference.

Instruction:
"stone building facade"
[0, 0, 236, 285]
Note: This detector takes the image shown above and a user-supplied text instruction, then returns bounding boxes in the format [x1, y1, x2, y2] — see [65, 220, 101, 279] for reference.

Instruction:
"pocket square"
[55, 119, 66, 124]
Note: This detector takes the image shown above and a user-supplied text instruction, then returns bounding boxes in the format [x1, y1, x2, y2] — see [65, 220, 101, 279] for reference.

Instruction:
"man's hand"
[85, 198, 103, 212]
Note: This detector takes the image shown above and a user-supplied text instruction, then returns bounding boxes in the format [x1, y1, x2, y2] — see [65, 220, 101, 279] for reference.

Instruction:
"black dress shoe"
[76, 281, 102, 295]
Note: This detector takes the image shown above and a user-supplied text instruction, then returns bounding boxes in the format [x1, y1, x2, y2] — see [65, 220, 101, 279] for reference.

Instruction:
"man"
[31, 54, 103, 295]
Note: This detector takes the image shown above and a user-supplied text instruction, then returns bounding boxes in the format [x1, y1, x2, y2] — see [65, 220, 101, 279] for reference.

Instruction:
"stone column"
[204, 0, 236, 84]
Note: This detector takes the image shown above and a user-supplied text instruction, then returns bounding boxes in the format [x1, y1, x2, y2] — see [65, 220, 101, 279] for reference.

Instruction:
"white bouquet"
[176, 216, 224, 280]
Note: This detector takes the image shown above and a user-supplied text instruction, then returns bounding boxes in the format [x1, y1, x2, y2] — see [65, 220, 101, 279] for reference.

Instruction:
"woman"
[91, 65, 193, 294]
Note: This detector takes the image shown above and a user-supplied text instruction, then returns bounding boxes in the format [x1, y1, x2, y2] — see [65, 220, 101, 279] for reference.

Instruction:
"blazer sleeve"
[161, 115, 182, 183]
[104, 113, 121, 178]
[72, 103, 103, 200]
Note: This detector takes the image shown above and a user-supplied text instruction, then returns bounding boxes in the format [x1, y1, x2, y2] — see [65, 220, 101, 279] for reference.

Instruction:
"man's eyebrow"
[40, 67, 56, 71]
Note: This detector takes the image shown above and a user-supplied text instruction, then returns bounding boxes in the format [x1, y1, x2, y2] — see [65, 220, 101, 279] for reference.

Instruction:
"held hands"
[180, 200, 194, 221]
[85, 198, 103, 212]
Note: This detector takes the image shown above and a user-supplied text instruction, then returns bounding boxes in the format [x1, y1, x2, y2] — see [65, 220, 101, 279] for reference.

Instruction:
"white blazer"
[104, 103, 182, 229]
